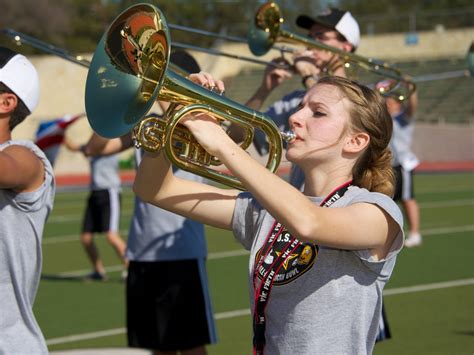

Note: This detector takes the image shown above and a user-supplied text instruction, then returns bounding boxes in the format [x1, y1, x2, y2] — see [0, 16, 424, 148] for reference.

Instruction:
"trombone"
[248, 2, 417, 101]
[413, 42, 474, 83]
[84, 3, 295, 190]
[3, 28, 91, 68]
[3, 27, 290, 72]
[2, 28, 229, 75]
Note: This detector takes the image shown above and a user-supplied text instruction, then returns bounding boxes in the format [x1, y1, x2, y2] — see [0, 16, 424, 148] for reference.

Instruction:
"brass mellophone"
[83, 4, 295, 190]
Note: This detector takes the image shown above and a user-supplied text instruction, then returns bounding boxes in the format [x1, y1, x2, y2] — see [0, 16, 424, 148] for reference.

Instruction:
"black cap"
[296, 8, 346, 31]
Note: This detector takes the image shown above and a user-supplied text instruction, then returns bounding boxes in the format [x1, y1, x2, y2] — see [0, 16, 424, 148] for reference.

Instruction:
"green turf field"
[37, 172, 474, 354]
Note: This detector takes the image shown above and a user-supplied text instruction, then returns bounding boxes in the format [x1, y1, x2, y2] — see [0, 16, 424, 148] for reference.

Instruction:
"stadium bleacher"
[224, 58, 473, 124]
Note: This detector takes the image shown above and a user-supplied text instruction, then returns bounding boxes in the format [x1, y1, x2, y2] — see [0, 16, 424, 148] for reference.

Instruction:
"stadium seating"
[224, 58, 473, 124]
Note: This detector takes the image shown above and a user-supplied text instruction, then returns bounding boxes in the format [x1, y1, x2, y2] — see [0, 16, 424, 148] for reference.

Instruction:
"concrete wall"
[11, 28, 474, 175]
[412, 122, 474, 162]
[357, 27, 474, 61]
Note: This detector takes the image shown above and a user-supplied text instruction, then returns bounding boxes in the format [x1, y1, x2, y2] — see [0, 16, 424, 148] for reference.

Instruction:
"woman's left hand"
[188, 71, 225, 94]
[180, 72, 234, 156]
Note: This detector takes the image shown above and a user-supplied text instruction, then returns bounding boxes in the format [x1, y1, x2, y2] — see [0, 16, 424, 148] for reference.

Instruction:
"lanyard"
[252, 180, 352, 355]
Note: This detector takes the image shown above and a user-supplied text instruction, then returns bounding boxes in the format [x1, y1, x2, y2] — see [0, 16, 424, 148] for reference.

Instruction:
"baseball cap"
[0, 47, 40, 113]
[296, 8, 360, 50]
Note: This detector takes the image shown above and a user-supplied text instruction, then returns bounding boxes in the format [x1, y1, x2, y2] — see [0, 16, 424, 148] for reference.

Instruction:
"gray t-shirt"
[90, 154, 121, 190]
[125, 150, 207, 261]
[232, 186, 404, 354]
[0, 140, 55, 354]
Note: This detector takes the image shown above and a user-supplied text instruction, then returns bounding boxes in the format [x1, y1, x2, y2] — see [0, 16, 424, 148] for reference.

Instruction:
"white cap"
[0, 48, 40, 112]
[296, 9, 360, 50]
[334, 11, 360, 49]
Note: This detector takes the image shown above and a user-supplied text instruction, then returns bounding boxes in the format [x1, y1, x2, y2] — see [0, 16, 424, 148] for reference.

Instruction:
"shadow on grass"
[453, 330, 474, 336]
[41, 273, 125, 284]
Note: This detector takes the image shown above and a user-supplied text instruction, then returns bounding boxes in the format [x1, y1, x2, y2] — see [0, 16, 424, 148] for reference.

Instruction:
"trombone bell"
[248, 2, 283, 56]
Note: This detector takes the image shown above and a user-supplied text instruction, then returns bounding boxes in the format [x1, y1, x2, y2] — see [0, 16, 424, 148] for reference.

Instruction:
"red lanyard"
[252, 180, 353, 355]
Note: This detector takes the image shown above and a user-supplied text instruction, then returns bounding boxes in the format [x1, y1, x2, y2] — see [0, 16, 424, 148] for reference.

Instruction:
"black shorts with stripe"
[393, 165, 415, 202]
[82, 189, 121, 233]
[126, 259, 217, 351]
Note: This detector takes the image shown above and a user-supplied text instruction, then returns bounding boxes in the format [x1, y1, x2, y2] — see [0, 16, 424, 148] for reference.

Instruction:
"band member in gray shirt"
[83, 50, 217, 354]
[65, 142, 128, 281]
[0, 47, 55, 354]
[135, 75, 404, 354]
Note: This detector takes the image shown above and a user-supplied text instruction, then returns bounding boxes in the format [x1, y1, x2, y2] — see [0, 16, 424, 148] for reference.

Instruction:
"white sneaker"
[405, 233, 422, 248]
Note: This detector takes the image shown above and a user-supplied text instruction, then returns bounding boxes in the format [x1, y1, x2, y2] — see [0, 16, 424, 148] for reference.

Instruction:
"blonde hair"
[317, 76, 395, 196]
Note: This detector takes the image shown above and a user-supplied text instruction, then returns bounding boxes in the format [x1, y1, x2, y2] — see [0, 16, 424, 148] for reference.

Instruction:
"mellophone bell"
[84, 3, 295, 190]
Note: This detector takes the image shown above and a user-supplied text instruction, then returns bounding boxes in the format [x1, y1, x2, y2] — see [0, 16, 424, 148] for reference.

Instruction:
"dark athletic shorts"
[393, 165, 415, 202]
[126, 259, 217, 351]
[82, 189, 121, 233]
[375, 302, 392, 342]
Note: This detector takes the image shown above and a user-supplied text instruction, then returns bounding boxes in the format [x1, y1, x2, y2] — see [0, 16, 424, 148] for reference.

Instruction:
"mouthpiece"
[281, 130, 296, 143]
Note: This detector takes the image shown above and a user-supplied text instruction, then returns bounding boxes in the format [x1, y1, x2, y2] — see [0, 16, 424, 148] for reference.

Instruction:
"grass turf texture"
[35, 172, 474, 353]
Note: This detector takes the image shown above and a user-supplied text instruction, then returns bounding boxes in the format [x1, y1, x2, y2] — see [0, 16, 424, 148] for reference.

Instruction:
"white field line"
[420, 225, 474, 235]
[416, 185, 474, 194]
[42, 229, 130, 245]
[383, 278, 474, 296]
[52, 249, 250, 277]
[419, 199, 474, 208]
[45, 198, 474, 224]
[45, 277, 474, 346]
[46, 224, 473, 277]
[47, 211, 133, 223]
[43, 220, 474, 248]
[46, 328, 126, 346]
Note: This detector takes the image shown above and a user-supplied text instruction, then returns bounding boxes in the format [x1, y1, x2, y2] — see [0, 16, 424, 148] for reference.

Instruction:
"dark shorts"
[126, 259, 217, 351]
[82, 189, 121, 233]
[393, 165, 415, 201]
[375, 302, 392, 342]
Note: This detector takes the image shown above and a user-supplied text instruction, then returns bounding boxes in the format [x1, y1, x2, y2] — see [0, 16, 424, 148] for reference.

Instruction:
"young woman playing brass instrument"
[134, 74, 404, 354]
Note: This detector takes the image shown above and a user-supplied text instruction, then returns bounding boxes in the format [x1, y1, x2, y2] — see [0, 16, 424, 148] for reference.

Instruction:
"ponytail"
[353, 148, 395, 196]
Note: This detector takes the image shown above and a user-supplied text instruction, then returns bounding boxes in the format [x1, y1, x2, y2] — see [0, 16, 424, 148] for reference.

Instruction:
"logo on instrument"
[255, 228, 318, 285]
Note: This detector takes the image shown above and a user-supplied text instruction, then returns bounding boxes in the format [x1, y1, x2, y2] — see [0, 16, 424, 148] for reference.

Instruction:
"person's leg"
[403, 199, 421, 235]
[104, 188, 128, 267]
[400, 168, 422, 247]
[80, 231, 106, 276]
[106, 231, 128, 265]
[81, 191, 106, 278]
[93, 188, 128, 279]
